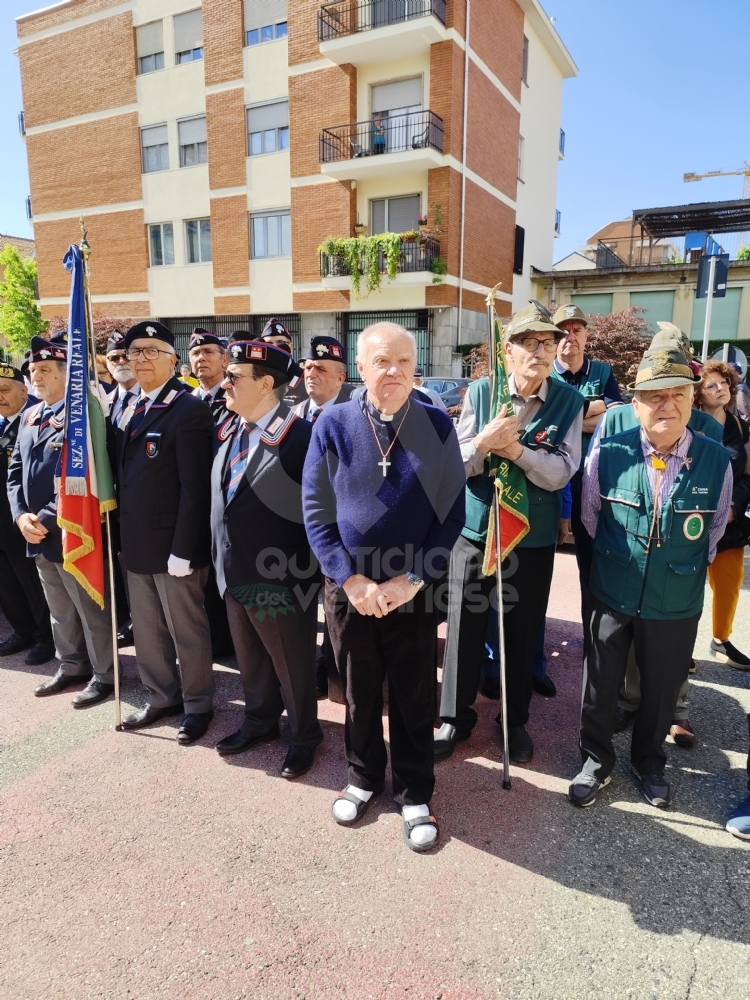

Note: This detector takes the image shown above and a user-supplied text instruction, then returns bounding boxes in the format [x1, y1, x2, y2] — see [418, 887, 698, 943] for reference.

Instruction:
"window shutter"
[246, 101, 289, 132]
[141, 124, 168, 147]
[244, 0, 288, 32]
[136, 21, 164, 58]
[513, 225, 525, 276]
[173, 9, 203, 52]
[387, 195, 420, 233]
[371, 77, 422, 115]
[370, 199, 386, 235]
[178, 116, 207, 145]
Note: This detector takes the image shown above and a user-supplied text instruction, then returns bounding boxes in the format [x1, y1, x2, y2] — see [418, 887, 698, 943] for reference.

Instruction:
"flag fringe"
[64, 477, 88, 496]
[57, 515, 105, 609]
[99, 498, 117, 516]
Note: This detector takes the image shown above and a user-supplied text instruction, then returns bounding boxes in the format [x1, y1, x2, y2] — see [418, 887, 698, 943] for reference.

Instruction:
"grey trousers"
[225, 591, 322, 749]
[127, 566, 214, 714]
[35, 554, 114, 682]
[618, 643, 690, 721]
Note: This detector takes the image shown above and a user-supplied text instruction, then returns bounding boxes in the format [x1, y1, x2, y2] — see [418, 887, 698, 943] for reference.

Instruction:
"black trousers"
[570, 470, 593, 613]
[580, 595, 699, 779]
[325, 577, 437, 807]
[225, 590, 322, 749]
[0, 545, 52, 643]
[440, 535, 556, 731]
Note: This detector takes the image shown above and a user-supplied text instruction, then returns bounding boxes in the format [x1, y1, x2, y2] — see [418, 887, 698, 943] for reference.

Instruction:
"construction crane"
[683, 162, 750, 199]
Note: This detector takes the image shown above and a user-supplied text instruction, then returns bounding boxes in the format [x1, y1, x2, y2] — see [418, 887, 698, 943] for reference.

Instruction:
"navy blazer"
[7, 400, 65, 562]
[0, 396, 39, 554]
[116, 377, 213, 575]
[192, 383, 231, 428]
[211, 404, 316, 598]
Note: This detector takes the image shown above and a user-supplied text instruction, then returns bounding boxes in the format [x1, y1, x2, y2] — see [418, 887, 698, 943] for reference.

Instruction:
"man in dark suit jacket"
[211, 339, 322, 777]
[116, 321, 215, 744]
[0, 364, 54, 665]
[7, 339, 115, 706]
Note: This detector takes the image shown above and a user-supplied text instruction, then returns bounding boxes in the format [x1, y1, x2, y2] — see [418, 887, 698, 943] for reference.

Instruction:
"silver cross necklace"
[364, 399, 411, 476]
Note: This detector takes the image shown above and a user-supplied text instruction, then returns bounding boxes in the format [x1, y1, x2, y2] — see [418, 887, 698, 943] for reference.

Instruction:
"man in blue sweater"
[303, 322, 465, 853]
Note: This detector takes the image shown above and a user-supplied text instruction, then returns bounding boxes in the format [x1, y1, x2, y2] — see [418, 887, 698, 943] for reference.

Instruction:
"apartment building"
[16, 0, 575, 375]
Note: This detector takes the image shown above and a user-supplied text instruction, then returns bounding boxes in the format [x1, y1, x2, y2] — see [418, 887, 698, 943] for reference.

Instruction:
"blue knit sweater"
[302, 396, 466, 587]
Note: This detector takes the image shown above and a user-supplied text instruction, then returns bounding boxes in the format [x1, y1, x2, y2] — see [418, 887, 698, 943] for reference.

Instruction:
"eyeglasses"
[223, 370, 253, 385]
[703, 378, 730, 391]
[516, 337, 558, 354]
[107, 352, 129, 363]
[125, 348, 174, 361]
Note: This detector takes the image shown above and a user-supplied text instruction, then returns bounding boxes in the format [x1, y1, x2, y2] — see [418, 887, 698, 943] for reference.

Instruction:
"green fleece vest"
[551, 358, 613, 461]
[463, 377, 585, 548]
[590, 427, 730, 619]
[603, 403, 723, 443]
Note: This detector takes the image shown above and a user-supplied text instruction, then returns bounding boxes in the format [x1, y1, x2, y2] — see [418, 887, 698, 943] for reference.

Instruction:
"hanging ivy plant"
[318, 232, 414, 298]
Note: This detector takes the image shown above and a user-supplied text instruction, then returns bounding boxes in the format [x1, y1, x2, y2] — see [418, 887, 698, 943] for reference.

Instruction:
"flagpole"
[486, 283, 511, 791]
[79, 220, 122, 731]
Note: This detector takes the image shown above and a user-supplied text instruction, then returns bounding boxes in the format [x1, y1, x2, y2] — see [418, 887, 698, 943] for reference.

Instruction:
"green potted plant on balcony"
[319, 232, 406, 298]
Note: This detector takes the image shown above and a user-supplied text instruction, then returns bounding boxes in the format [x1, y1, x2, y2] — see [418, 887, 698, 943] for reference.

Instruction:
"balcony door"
[371, 77, 422, 153]
[370, 0, 429, 29]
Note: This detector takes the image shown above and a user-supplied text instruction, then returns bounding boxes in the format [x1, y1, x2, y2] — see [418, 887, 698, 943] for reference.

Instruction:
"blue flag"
[61, 245, 89, 495]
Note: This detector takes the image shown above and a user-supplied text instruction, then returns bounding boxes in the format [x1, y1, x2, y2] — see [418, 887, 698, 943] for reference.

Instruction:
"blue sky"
[1, 0, 749, 257]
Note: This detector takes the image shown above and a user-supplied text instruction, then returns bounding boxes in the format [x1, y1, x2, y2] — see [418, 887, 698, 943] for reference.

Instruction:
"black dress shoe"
[116, 623, 134, 648]
[532, 674, 557, 698]
[72, 679, 115, 708]
[479, 675, 501, 700]
[121, 703, 184, 729]
[0, 633, 34, 656]
[508, 725, 534, 763]
[434, 722, 471, 761]
[614, 707, 637, 733]
[281, 745, 315, 779]
[177, 710, 214, 745]
[216, 722, 280, 756]
[34, 667, 92, 697]
[25, 642, 56, 666]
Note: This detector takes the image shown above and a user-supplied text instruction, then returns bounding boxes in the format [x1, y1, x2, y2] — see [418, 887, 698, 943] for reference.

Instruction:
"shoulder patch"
[260, 410, 297, 447]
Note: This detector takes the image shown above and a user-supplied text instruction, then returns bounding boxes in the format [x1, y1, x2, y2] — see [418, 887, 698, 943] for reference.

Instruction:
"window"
[251, 211, 291, 258]
[178, 116, 207, 167]
[136, 21, 164, 75]
[247, 101, 289, 156]
[244, 0, 288, 44]
[513, 225, 525, 276]
[522, 35, 529, 84]
[174, 9, 203, 63]
[141, 124, 169, 173]
[517, 135, 524, 182]
[185, 219, 212, 263]
[149, 224, 175, 266]
[370, 195, 420, 235]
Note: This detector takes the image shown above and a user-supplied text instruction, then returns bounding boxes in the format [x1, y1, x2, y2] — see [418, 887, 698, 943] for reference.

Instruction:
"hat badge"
[146, 326, 157, 337]
[566, 306, 576, 316]
[315, 344, 330, 356]
[112, 332, 123, 342]
[39, 349, 51, 359]
[232, 345, 242, 358]
[649, 349, 673, 377]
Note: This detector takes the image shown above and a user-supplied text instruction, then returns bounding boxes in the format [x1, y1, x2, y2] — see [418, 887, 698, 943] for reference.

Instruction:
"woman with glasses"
[695, 360, 750, 669]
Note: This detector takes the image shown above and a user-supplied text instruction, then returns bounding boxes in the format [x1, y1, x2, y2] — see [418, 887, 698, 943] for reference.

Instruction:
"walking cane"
[485, 284, 511, 790]
[80, 221, 122, 731]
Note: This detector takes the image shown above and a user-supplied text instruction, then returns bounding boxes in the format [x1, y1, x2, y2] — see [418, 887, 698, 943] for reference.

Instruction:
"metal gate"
[336, 309, 432, 382]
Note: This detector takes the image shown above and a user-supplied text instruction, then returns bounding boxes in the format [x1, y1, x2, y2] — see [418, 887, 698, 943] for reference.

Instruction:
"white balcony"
[319, 0, 449, 65]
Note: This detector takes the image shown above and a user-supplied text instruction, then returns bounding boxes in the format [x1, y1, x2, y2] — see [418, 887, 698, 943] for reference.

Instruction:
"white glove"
[167, 554, 193, 577]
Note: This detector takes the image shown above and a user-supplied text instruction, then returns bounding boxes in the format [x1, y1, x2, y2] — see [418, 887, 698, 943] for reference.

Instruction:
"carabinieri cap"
[304, 336, 345, 362]
[121, 321, 175, 349]
[0, 364, 25, 383]
[227, 340, 302, 382]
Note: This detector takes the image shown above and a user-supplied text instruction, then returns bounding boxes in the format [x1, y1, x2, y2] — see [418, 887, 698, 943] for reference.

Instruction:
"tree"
[738, 245, 750, 261]
[46, 314, 137, 353]
[0, 245, 47, 353]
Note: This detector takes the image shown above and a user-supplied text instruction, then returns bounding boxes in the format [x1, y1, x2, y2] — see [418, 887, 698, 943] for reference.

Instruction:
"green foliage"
[318, 232, 410, 298]
[738, 245, 750, 261]
[0, 245, 46, 353]
[430, 256, 447, 284]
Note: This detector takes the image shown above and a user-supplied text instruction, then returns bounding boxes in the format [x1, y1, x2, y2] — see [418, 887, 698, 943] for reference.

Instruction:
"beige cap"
[504, 302, 561, 342]
[649, 321, 694, 358]
[629, 343, 702, 391]
[553, 303, 588, 328]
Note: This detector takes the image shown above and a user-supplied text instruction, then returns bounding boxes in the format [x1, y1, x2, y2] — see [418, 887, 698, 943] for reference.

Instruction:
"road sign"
[696, 253, 729, 299]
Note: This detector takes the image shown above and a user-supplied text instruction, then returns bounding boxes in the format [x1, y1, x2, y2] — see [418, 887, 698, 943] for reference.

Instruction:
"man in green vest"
[550, 304, 623, 608]
[569, 340, 733, 809]
[435, 303, 585, 764]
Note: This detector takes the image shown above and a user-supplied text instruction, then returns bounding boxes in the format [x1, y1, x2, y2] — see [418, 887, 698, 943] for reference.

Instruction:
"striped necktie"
[224, 421, 255, 502]
[38, 406, 53, 433]
[128, 395, 148, 439]
[309, 405, 321, 424]
[117, 390, 133, 427]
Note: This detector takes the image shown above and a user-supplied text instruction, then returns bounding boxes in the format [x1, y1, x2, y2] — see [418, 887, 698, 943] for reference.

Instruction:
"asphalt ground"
[1, 550, 749, 1000]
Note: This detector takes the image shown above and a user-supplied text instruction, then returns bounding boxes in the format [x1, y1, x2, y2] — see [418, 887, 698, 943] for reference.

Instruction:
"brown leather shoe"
[669, 719, 695, 748]
[614, 707, 636, 733]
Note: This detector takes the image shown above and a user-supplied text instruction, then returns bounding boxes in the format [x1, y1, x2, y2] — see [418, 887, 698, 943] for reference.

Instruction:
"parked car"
[423, 377, 472, 410]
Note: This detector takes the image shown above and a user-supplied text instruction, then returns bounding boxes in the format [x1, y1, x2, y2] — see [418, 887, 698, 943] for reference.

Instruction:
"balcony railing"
[559, 128, 565, 156]
[555, 209, 561, 235]
[321, 235, 441, 277]
[25, 196, 32, 221]
[18, 112, 25, 137]
[319, 0, 446, 41]
[320, 110, 443, 162]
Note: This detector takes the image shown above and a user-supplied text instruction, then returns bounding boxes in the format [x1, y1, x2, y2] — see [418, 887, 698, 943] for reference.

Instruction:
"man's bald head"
[356, 322, 417, 415]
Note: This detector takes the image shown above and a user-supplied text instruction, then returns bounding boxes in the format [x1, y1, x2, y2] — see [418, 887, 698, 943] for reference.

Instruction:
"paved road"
[1, 550, 749, 1000]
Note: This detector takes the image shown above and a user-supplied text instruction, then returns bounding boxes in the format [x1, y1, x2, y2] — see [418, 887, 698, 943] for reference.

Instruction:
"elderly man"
[188, 329, 230, 427]
[293, 336, 353, 421]
[435, 304, 584, 764]
[303, 322, 465, 852]
[105, 330, 138, 429]
[116, 322, 215, 744]
[0, 363, 54, 665]
[8, 338, 115, 705]
[570, 341, 732, 809]
[211, 339, 322, 776]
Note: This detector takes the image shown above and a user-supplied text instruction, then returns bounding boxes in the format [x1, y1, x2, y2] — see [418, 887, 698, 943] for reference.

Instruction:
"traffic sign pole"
[702, 254, 717, 362]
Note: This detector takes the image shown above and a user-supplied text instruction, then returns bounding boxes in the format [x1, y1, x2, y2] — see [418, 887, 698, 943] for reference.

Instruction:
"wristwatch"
[406, 572, 425, 590]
